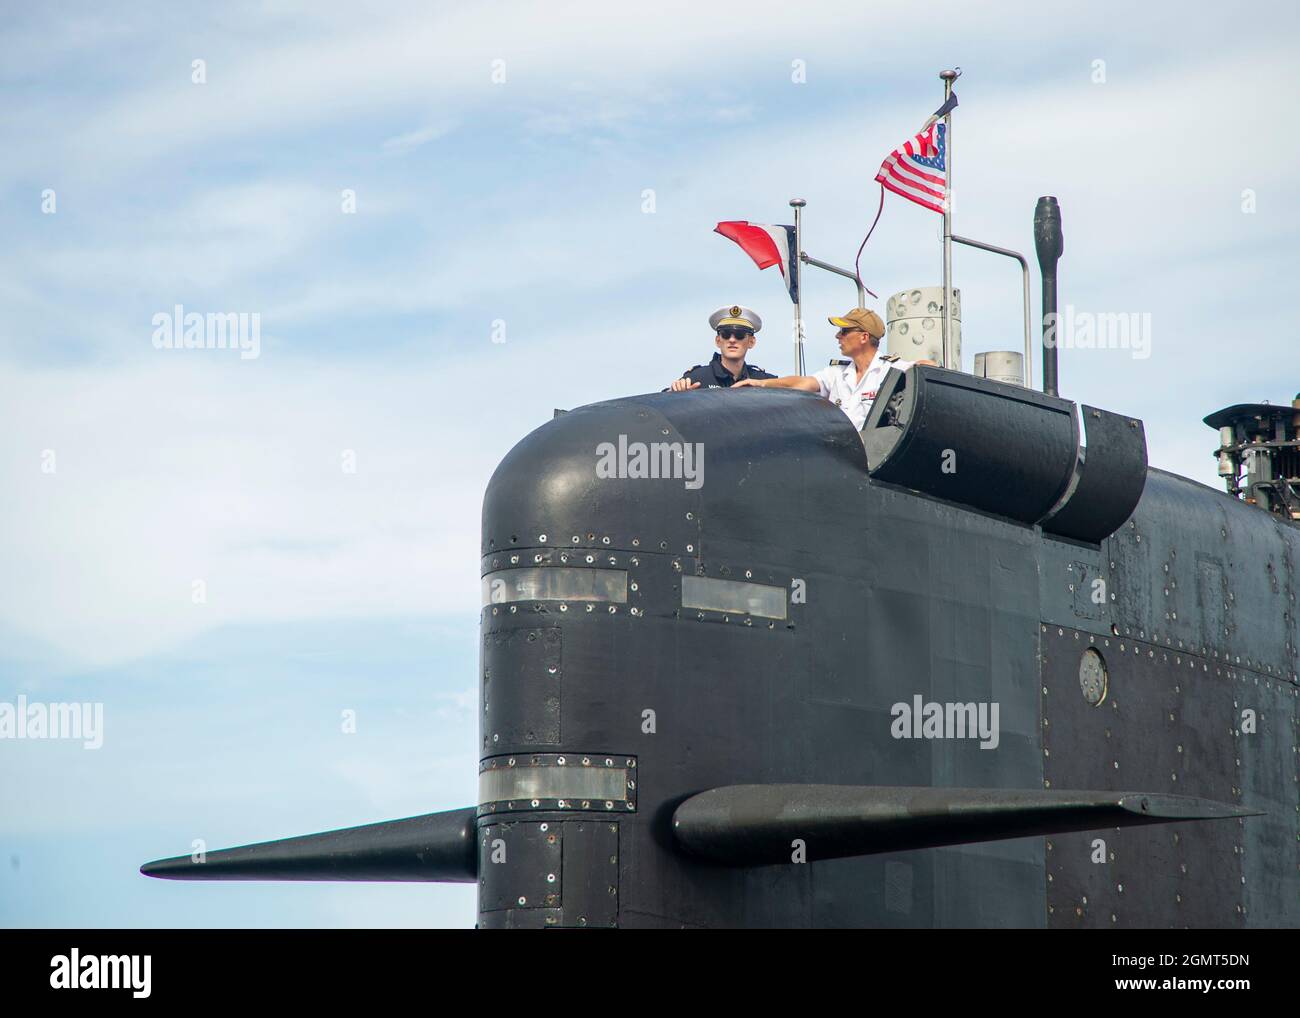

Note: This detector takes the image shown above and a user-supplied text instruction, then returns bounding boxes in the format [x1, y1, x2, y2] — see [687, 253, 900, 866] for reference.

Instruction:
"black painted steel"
[863, 366, 1079, 525]
[1203, 403, 1295, 431]
[1042, 405, 1148, 543]
[139, 807, 478, 882]
[476, 388, 1056, 928]
[1039, 622, 1299, 927]
[672, 784, 1260, 865]
[140, 382, 1298, 929]
[1035, 196, 1063, 397]
[477, 819, 619, 928]
[471, 388, 1295, 927]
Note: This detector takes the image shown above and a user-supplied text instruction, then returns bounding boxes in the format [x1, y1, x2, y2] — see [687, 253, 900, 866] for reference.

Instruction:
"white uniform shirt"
[812, 354, 918, 431]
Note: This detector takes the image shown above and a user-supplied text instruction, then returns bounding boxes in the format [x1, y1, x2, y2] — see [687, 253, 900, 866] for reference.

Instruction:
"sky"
[1, 1, 1296, 928]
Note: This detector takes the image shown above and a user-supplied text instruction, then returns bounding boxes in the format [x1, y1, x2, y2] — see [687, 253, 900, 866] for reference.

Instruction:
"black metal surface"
[476, 818, 619, 928]
[481, 387, 867, 561]
[470, 388, 1295, 926]
[1203, 403, 1296, 430]
[482, 626, 562, 750]
[558, 820, 620, 927]
[476, 388, 1050, 927]
[1042, 405, 1148, 543]
[139, 807, 478, 882]
[863, 366, 1079, 525]
[1039, 624, 1299, 927]
[671, 783, 1255, 865]
[1034, 196, 1063, 397]
[142, 373, 1298, 929]
[1102, 469, 1298, 675]
[1036, 465, 1300, 928]
[478, 819, 562, 919]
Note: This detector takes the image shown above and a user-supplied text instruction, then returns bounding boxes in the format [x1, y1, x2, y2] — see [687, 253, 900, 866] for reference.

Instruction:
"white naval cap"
[708, 304, 762, 333]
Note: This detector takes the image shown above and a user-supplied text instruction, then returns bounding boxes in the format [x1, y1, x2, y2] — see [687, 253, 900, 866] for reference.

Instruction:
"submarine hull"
[476, 387, 1298, 928]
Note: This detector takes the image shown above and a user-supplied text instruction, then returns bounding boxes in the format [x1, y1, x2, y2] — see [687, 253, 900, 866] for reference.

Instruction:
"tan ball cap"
[828, 307, 885, 339]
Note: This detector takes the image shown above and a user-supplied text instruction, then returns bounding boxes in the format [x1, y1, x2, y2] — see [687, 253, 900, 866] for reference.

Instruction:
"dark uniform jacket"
[672, 353, 776, 389]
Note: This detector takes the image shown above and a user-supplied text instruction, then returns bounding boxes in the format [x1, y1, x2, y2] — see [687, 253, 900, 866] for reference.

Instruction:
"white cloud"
[5, 0, 1229, 189]
[381, 120, 459, 153]
[0, 358, 495, 667]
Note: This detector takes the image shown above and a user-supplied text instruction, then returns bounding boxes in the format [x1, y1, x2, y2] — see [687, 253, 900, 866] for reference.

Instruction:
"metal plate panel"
[477, 753, 637, 816]
[560, 821, 620, 928]
[476, 818, 621, 928]
[1042, 625, 1244, 927]
[482, 626, 561, 750]
[1237, 672, 1300, 925]
[478, 820, 563, 914]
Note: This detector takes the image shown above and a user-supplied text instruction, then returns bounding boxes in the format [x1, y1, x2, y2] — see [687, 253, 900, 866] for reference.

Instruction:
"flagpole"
[790, 198, 806, 375]
[940, 69, 958, 370]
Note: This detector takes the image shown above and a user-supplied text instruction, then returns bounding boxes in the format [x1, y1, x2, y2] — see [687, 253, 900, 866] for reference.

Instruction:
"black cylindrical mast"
[1034, 196, 1064, 396]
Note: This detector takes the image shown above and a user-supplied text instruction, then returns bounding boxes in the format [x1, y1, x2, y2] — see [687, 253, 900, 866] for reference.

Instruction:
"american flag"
[875, 120, 948, 215]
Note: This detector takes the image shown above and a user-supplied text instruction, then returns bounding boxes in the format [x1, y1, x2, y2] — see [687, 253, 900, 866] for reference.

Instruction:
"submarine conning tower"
[476, 389, 867, 926]
[474, 352, 1153, 927]
[471, 193, 1156, 928]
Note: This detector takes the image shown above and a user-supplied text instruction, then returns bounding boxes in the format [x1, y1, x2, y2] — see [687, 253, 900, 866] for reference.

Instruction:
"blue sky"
[1, 1, 1296, 927]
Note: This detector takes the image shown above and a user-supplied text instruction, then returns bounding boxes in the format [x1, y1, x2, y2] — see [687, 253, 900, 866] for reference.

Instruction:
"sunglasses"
[835, 327, 865, 337]
[718, 328, 754, 341]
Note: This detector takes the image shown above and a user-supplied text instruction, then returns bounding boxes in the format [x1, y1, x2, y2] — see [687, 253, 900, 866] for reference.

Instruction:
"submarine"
[140, 196, 1299, 929]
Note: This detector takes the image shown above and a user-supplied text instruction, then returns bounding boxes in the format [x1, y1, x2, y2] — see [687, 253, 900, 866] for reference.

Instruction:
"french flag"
[714, 221, 799, 304]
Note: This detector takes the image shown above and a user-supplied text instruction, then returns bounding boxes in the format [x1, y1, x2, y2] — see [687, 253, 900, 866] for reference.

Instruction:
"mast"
[790, 197, 806, 375]
[940, 69, 958, 369]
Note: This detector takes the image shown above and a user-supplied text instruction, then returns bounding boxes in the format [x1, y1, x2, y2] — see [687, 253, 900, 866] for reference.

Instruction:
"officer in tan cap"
[732, 307, 934, 429]
[667, 305, 775, 391]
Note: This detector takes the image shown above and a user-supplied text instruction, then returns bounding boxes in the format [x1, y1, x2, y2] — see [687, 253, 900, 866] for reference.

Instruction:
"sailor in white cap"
[666, 305, 776, 391]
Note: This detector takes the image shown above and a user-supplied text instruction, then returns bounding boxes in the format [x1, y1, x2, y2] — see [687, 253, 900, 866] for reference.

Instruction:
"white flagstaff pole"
[940, 69, 958, 370]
